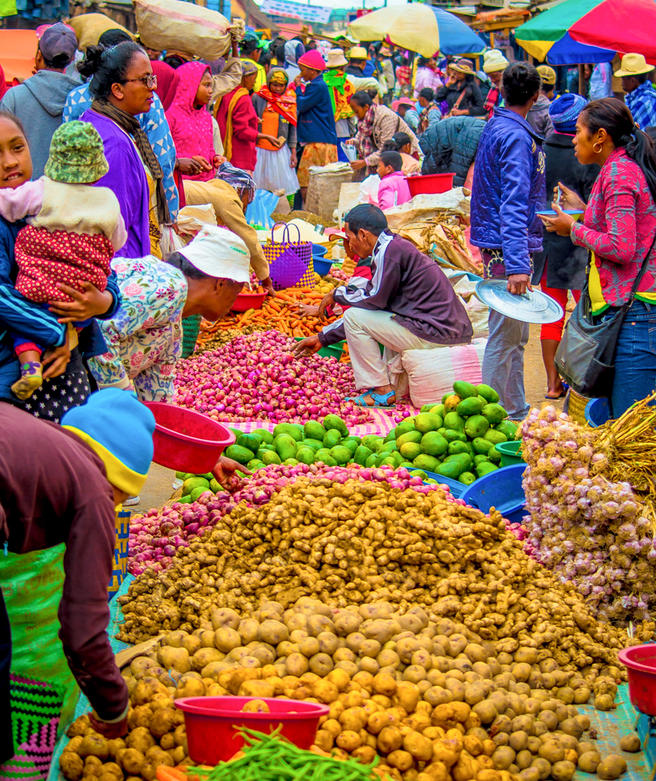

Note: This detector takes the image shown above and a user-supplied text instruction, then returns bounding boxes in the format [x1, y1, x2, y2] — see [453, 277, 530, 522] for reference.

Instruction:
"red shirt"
[216, 86, 259, 172]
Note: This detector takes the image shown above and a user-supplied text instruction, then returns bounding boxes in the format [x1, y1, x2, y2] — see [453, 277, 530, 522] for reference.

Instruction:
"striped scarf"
[354, 104, 376, 160]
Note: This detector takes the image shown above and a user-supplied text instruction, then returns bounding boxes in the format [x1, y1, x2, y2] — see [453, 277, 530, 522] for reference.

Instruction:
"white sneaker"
[123, 495, 141, 507]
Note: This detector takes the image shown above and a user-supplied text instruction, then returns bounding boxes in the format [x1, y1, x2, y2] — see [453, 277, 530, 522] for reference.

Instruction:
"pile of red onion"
[173, 330, 371, 425]
[128, 463, 461, 575]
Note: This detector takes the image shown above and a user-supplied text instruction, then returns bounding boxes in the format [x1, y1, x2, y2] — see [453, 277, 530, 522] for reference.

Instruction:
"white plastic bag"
[400, 338, 487, 408]
[359, 174, 381, 206]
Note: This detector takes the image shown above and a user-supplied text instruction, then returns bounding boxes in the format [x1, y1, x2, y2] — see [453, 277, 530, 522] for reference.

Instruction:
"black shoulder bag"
[555, 234, 656, 398]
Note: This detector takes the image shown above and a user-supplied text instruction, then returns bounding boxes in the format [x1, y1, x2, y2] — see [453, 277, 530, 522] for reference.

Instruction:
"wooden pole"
[578, 63, 585, 96]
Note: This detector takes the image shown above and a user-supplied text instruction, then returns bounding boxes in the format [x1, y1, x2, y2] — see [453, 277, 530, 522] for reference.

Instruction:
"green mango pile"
[395, 381, 518, 484]
[175, 472, 223, 503]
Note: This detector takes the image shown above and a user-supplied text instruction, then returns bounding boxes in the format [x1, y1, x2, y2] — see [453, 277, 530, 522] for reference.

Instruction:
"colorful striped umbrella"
[347, 4, 485, 59]
[515, 0, 656, 65]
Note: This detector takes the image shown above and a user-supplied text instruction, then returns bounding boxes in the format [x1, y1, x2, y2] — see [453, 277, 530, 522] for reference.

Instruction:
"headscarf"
[284, 40, 304, 80]
[354, 104, 376, 160]
[324, 67, 355, 122]
[216, 161, 255, 200]
[241, 60, 258, 77]
[549, 93, 587, 134]
[151, 60, 179, 111]
[165, 61, 215, 182]
[258, 68, 297, 126]
[91, 99, 170, 224]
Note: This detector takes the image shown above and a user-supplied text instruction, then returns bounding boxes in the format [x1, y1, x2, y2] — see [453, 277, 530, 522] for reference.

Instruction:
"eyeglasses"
[123, 74, 157, 89]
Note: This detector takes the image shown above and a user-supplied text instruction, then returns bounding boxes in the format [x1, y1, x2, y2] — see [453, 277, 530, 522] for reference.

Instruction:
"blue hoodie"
[470, 107, 546, 277]
[295, 74, 338, 146]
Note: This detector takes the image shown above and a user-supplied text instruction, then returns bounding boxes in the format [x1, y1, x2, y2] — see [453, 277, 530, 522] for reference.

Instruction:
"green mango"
[459, 471, 476, 486]
[430, 404, 445, 417]
[175, 471, 186, 479]
[365, 453, 379, 467]
[413, 453, 440, 472]
[400, 461, 414, 468]
[302, 438, 324, 452]
[457, 397, 484, 418]
[400, 441, 422, 461]
[274, 423, 303, 441]
[453, 380, 477, 399]
[330, 445, 352, 465]
[472, 437, 493, 455]
[384, 428, 397, 442]
[443, 429, 467, 443]
[414, 413, 442, 433]
[315, 448, 333, 464]
[380, 457, 397, 467]
[476, 461, 499, 477]
[295, 446, 315, 465]
[443, 411, 465, 432]
[282, 458, 299, 466]
[354, 445, 373, 466]
[420, 431, 448, 457]
[482, 403, 508, 425]
[397, 430, 423, 447]
[436, 461, 462, 480]
[260, 450, 282, 466]
[323, 429, 342, 448]
[237, 432, 261, 453]
[274, 434, 297, 460]
[247, 459, 266, 470]
[496, 420, 519, 439]
[304, 420, 327, 440]
[473, 454, 489, 465]
[394, 418, 416, 437]
[341, 437, 361, 454]
[323, 414, 349, 436]
[487, 447, 501, 464]
[362, 435, 384, 452]
[182, 476, 209, 496]
[444, 452, 473, 470]
[447, 440, 470, 456]
[464, 415, 490, 439]
[410, 469, 428, 479]
[224, 444, 255, 465]
[253, 428, 274, 444]
[209, 478, 222, 492]
[484, 428, 507, 446]
[190, 485, 211, 502]
[380, 441, 398, 454]
[178, 494, 192, 504]
[476, 383, 500, 403]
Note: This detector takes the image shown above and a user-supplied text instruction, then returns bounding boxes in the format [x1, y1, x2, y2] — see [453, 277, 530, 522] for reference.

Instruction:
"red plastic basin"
[175, 696, 329, 764]
[231, 291, 266, 312]
[142, 402, 235, 474]
[618, 644, 656, 715]
[405, 172, 455, 197]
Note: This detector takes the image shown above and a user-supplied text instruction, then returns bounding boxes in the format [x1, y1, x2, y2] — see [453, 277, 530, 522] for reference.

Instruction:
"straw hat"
[348, 46, 368, 61]
[449, 58, 475, 75]
[326, 48, 348, 69]
[614, 52, 655, 78]
[483, 49, 508, 74]
[537, 65, 557, 86]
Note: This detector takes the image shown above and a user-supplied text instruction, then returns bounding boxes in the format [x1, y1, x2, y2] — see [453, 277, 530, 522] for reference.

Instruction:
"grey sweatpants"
[481, 308, 529, 420]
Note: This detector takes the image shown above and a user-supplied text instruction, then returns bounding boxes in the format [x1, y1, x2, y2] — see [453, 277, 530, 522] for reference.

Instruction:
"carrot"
[156, 767, 188, 781]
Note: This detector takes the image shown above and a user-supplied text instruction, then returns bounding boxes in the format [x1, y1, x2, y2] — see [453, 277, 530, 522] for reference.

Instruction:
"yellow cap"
[537, 65, 557, 85]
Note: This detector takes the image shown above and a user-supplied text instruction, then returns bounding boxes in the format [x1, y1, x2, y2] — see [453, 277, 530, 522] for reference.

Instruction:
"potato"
[596, 755, 627, 780]
[60, 752, 84, 780]
[175, 677, 205, 698]
[619, 734, 641, 753]
[157, 646, 190, 673]
[577, 750, 600, 773]
[308, 652, 334, 677]
[79, 736, 110, 760]
[314, 729, 334, 752]
[333, 610, 362, 636]
[378, 726, 404, 754]
[214, 627, 241, 653]
[285, 652, 309, 676]
[191, 647, 223, 672]
[404, 731, 433, 761]
[530, 757, 551, 781]
[150, 707, 176, 738]
[258, 619, 289, 645]
[210, 607, 240, 630]
[340, 706, 368, 732]
[492, 746, 515, 770]
[472, 700, 497, 725]
[125, 728, 155, 753]
[336, 730, 362, 751]
[432, 738, 460, 769]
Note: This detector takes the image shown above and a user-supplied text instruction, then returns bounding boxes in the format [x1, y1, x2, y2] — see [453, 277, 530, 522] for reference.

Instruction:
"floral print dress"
[88, 256, 187, 401]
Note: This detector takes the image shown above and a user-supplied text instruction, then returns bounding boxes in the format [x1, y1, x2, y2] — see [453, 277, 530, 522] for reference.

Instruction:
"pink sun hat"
[297, 49, 326, 72]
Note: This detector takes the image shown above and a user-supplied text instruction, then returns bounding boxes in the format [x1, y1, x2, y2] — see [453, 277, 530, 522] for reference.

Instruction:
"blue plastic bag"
[245, 189, 280, 230]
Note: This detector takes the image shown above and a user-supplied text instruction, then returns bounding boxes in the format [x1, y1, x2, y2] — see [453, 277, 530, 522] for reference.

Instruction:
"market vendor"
[293, 204, 472, 407]
[88, 226, 250, 401]
[0, 388, 156, 758]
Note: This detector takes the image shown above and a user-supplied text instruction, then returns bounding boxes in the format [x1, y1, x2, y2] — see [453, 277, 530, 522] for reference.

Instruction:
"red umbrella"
[572, 0, 656, 60]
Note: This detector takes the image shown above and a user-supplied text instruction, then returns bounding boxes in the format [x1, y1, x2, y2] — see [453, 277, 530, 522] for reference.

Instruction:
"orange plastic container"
[619, 644, 656, 715]
[174, 696, 329, 764]
[142, 402, 234, 473]
[405, 172, 455, 197]
[231, 291, 266, 312]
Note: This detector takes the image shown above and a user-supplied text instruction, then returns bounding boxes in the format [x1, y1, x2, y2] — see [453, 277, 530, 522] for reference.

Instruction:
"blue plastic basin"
[584, 397, 611, 427]
[461, 463, 527, 523]
[313, 257, 333, 276]
[422, 470, 465, 498]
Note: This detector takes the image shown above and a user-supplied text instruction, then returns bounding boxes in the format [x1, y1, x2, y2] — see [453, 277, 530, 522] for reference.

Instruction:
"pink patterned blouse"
[571, 148, 656, 306]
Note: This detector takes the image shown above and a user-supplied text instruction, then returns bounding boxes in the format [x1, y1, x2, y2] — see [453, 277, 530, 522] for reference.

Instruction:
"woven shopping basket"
[263, 222, 315, 290]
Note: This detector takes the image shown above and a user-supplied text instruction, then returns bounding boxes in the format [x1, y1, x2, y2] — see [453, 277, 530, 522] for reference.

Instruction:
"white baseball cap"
[179, 226, 250, 283]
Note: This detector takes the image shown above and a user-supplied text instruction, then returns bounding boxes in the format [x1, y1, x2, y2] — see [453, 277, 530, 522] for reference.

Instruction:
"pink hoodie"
[377, 170, 412, 211]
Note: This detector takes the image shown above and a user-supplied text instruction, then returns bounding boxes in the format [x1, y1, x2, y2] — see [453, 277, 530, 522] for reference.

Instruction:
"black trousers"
[0, 588, 13, 763]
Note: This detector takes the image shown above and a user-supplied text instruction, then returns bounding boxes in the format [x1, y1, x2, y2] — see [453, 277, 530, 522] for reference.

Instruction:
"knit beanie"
[44, 120, 109, 184]
[61, 389, 155, 496]
[549, 93, 587, 134]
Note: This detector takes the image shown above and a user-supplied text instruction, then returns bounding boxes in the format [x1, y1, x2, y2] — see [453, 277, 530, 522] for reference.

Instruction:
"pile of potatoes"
[61, 597, 639, 781]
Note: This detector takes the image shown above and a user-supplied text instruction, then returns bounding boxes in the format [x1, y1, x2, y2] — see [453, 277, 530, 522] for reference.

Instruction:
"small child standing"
[376, 151, 412, 211]
[0, 120, 126, 399]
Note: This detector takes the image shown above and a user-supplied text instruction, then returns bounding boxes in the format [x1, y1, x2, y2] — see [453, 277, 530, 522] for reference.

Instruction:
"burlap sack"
[68, 13, 134, 50]
[306, 167, 354, 224]
[135, 0, 231, 59]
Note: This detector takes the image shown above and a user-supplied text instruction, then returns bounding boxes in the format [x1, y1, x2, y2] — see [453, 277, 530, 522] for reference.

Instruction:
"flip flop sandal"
[347, 390, 396, 407]
[544, 382, 570, 400]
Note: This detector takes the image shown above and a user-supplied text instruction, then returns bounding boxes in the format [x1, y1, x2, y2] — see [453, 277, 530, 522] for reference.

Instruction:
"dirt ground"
[134, 325, 560, 515]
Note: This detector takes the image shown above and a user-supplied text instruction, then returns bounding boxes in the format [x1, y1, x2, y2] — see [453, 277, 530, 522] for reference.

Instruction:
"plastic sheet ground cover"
[48, 576, 134, 781]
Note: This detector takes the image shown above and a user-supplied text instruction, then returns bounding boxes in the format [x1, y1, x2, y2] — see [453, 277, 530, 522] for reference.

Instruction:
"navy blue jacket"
[470, 108, 546, 276]
[0, 216, 120, 401]
[295, 75, 338, 146]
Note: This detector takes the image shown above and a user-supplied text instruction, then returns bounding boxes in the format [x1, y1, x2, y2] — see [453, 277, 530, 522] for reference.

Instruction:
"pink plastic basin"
[231, 291, 266, 312]
[618, 644, 656, 715]
[175, 696, 329, 764]
[405, 172, 455, 197]
[142, 401, 234, 474]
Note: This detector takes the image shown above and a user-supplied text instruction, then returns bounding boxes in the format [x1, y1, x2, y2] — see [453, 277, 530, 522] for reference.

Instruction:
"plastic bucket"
[495, 440, 524, 467]
[175, 696, 330, 763]
[142, 402, 235, 473]
[231, 291, 266, 312]
[313, 257, 333, 276]
[619, 645, 656, 716]
[461, 463, 527, 524]
[584, 397, 611, 427]
[405, 172, 455, 197]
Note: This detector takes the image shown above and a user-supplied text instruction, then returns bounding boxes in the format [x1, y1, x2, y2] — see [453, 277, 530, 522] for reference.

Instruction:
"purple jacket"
[378, 171, 411, 211]
[81, 110, 151, 259]
[319, 231, 472, 346]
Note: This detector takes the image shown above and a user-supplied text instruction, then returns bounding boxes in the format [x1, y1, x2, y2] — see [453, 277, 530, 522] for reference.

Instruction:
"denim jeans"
[608, 300, 656, 416]
[481, 308, 530, 420]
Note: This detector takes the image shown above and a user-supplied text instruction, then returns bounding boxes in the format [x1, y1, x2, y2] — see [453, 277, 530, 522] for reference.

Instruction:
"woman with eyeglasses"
[78, 41, 169, 258]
